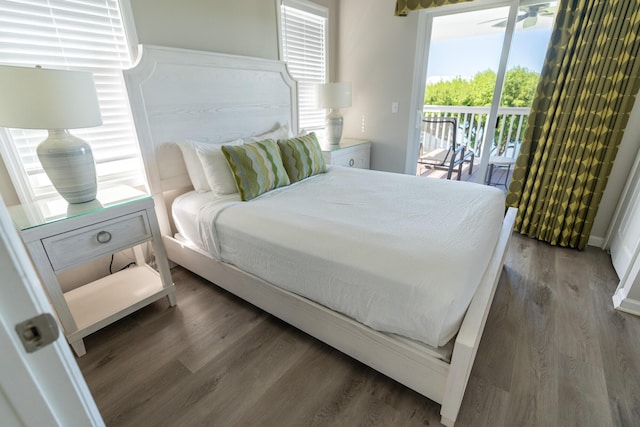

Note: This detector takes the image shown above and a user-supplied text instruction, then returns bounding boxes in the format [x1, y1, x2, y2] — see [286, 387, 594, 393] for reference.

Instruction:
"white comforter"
[196, 167, 505, 347]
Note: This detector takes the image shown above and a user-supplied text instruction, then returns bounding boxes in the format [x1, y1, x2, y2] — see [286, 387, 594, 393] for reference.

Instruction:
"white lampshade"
[318, 82, 352, 109]
[317, 82, 352, 147]
[0, 65, 102, 129]
[0, 65, 103, 204]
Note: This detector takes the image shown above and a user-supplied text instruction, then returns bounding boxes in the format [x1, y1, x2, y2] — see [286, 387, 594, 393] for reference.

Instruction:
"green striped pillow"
[221, 139, 290, 201]
[277, 133, 327, 183]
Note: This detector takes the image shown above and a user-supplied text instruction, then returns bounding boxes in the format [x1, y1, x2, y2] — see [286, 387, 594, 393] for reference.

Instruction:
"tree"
[424, 66, 539, 107]
[500, 66, 540, 107]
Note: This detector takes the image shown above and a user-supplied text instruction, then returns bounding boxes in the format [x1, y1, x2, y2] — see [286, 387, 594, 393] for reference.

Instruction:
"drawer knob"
[349, 158, 355, 167]
[96, 231, 112, 244]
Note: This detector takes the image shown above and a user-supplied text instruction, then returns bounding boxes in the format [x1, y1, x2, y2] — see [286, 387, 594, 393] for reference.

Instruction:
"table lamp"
[318, 82, 352, 147]
[0, 65, 102, 204]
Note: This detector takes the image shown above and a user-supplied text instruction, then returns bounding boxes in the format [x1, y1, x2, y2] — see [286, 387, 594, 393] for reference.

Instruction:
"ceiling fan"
[480, 2, 556, 29]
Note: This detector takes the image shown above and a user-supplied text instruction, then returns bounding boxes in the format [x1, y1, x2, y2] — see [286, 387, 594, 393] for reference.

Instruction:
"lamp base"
[66, 199, 104, 216]
[326, 109, 344, 147]
[37, 129, 97, 204]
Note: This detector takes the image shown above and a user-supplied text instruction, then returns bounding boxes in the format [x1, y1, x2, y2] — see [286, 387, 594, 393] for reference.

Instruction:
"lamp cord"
[109, 254, 136, 274]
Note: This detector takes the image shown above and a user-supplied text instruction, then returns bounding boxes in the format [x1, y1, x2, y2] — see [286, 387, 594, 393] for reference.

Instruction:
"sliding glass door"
[413, 0, 557, 184]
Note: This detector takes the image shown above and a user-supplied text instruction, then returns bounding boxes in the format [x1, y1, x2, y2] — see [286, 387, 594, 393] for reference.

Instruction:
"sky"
[426, 28, 553, 82]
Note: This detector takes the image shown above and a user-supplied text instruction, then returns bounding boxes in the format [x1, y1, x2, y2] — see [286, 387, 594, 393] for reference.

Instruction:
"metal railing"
[421, 105, 530, 161]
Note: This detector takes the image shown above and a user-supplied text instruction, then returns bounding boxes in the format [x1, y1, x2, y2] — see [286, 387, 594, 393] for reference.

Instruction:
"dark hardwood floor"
[76, 233, 640, 426]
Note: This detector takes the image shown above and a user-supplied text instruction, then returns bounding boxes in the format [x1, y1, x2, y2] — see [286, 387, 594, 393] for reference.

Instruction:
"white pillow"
[244, 123, 292, 143]
[177, 124, 294, 193]
[176, 140, 210, 192]
[196, 140, 243, 195]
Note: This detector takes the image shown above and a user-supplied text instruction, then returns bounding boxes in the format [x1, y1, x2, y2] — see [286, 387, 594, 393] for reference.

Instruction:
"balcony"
[418, 105, 529, 186]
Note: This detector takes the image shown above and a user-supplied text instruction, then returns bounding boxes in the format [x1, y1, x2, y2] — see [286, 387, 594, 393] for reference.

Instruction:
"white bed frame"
[124, 44, 517, 426]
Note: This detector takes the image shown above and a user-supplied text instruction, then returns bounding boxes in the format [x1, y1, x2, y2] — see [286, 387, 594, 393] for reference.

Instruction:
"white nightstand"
[9, 186, 176, 356]
[323, 138, 371, 169]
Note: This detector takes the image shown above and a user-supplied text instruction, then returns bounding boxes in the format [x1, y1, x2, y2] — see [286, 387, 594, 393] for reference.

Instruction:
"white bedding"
[177, 167, 505, 347]
[172, 191, 237, 250]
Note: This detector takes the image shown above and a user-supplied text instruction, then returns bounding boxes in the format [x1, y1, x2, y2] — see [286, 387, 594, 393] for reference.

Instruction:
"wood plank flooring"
[76, 233, 640, 426]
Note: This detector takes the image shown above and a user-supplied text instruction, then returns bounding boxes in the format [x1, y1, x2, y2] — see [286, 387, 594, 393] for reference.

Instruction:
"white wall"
[338, 2, 419, 173]
[129, 0, 280, 60]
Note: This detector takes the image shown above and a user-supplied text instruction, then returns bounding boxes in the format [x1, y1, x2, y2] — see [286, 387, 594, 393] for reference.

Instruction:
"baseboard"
[612, 289, 640, 317]
[588, 235, 605, 249]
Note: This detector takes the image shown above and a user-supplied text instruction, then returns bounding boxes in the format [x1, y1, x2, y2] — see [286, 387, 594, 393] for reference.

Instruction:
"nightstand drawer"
[323, 139, 371, 170]
[330, 147, 370, 169]
[42, 211, 152, 272]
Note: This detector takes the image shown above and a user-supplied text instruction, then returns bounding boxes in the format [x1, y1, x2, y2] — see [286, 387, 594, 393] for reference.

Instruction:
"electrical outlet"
[392, 102, 399, 113]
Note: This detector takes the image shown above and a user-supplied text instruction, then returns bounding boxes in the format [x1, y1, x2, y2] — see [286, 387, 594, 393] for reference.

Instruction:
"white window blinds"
[0, 0, 143, 202]
[280, 0, 327, 131]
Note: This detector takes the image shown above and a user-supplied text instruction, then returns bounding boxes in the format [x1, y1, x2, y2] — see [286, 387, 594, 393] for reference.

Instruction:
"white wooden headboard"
[124, 45, 298, 235]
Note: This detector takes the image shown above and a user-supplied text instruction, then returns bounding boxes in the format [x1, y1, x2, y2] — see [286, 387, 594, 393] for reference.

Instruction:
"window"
[279, 0, 328, 132]
[0, 0, 143, 203]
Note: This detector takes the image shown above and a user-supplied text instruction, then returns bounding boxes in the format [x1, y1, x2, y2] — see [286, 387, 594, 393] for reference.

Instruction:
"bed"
[124, 44, 517, 426]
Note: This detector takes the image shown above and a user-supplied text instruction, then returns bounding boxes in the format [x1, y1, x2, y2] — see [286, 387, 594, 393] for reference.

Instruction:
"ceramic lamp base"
[37, 129, 97, 204]
[326, 109, 344, 147]
[66, 199, 104, 217]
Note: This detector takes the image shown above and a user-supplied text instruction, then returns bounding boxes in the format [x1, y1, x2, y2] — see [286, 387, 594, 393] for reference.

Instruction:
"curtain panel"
[506, 0, 640, 249]
[395, 0, 475, 16]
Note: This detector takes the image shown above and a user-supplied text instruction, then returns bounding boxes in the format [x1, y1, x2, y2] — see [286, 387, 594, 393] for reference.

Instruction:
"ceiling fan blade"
[538, 7, 556, 16]
[478, 17, 506, 25]
[516, 12, 529, 22]
[490, 10, 528, 27]
[522, 15, 538, 28]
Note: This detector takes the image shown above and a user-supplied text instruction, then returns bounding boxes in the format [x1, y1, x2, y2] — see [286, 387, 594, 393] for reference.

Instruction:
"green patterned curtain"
[395, 0, 475, 16]
[506, 0, 640, 250]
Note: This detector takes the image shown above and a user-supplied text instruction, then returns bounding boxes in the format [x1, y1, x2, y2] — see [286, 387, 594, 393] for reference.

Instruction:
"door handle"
[15, 313, 60, 353]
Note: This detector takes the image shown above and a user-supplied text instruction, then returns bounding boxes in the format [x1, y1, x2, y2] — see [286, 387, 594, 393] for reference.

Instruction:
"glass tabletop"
[8, 185, 150, 231]
[322, 138, 369, 151]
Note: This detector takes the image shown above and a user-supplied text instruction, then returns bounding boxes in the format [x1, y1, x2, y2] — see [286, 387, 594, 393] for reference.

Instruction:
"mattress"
[174, 167, 505, 348]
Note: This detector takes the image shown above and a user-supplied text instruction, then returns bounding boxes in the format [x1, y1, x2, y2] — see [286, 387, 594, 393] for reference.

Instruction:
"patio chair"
[486, 141, 520, 187]
[418, 117, 475, 180]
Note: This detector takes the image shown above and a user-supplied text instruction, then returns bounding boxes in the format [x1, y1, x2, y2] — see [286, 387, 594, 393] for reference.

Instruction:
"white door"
[610, 149, 640, 315]
[610, 166, 640, 278]
[0, 195, 104, 427]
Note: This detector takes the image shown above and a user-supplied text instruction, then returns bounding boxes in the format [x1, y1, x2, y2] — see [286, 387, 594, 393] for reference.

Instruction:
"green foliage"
[500, 67, 540, 107]
[425, 66, 540, 107]
[424, 76, 476, 106]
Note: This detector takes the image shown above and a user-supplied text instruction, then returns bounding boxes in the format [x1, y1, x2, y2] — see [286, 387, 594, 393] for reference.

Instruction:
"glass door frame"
[406, 0, 523, 182]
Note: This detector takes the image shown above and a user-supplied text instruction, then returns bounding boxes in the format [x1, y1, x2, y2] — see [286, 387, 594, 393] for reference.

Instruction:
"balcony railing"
[421, 105, 530, 161]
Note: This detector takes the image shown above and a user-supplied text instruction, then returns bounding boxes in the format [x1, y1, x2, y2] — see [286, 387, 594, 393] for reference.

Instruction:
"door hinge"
[15, 313, 60, 353]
